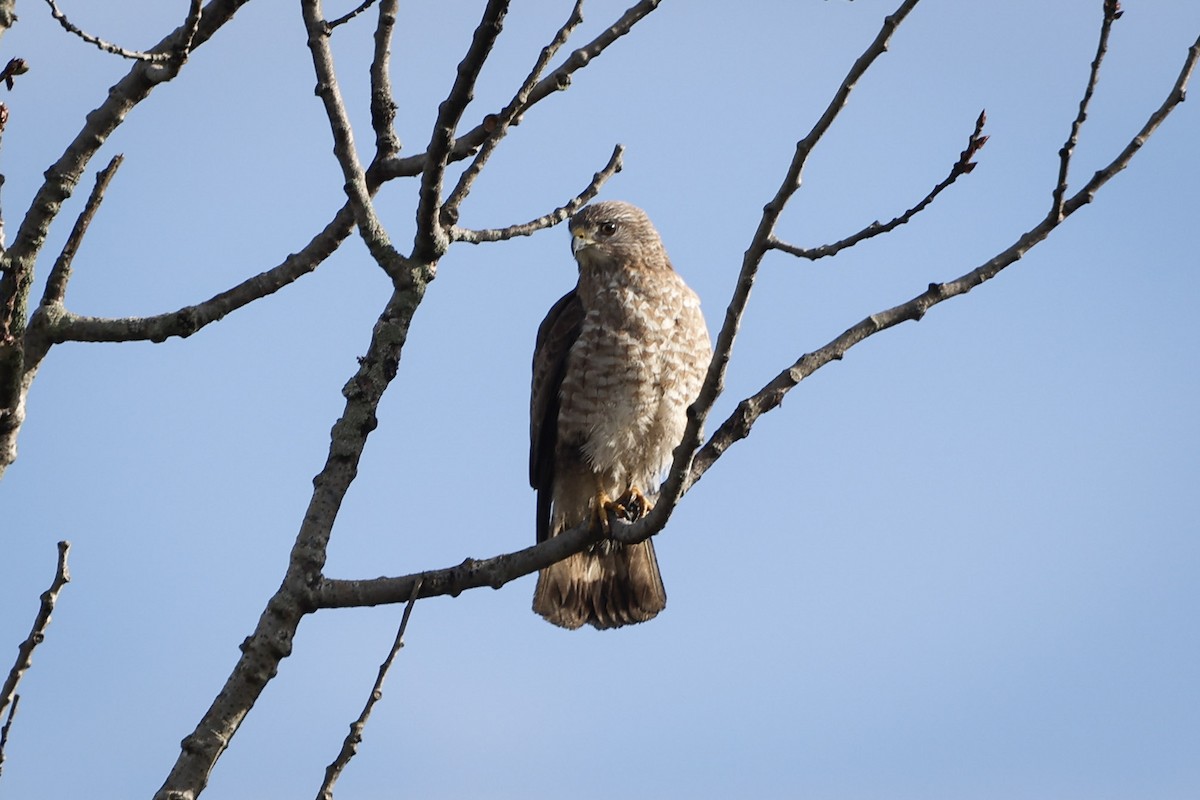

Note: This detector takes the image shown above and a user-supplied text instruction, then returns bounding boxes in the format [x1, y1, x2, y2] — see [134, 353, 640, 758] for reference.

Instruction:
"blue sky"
[1, 1, 1198, 798]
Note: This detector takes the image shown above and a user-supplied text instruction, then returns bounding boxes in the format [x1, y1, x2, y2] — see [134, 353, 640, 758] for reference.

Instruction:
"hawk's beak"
[571, 228, 594, 257]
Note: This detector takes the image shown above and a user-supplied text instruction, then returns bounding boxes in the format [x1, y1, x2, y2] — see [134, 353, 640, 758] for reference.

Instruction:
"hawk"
[530, 200, 712, 630]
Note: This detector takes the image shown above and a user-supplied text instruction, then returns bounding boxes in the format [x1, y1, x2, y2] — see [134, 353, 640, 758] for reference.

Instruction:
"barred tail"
[533, 539, 666, 630]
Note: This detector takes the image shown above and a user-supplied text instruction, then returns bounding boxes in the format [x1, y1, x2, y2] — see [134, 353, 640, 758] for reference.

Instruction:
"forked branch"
[771, 110, 988, 261]
[413, 0, 510, 262]
[302, 0, 409, 281]
[1052, 0, 1123, 219]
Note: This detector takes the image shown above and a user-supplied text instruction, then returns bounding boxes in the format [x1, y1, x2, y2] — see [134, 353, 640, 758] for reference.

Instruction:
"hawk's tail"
[533, 539, 666, 630]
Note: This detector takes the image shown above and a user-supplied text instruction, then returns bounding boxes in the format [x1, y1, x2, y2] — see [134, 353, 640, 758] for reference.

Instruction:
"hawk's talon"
[615, 486, 652, 522]
[589, 487, 653, 534]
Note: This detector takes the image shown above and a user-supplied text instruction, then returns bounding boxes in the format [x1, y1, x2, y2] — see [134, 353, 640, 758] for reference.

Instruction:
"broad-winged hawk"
[530, 200, 712, 629]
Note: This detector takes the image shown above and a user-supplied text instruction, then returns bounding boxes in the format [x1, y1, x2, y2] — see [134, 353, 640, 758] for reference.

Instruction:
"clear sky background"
[1, 1, 1198, 798]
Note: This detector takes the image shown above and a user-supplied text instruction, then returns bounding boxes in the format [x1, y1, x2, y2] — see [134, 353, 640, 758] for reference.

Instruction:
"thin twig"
[327, 0, 377, 30]
[42, 0, 192, 62]
[450, 144, 623, 244]
[1051, 0, 1122, 220]
[40, 154, 124, 307]
[316, 578, 421, 800]
[771, 110, 988, 260]
[0, 694, 18, 777]
[0, 541, 71, 767]
[442, 0, 586, 224]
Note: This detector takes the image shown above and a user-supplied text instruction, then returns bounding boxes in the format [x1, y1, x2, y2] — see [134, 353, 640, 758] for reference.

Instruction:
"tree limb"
[688, 27, 1200, 491]
[0, 0, 252, 478]
[367, 0, 401, 160]
[0, 541, 71, 771]
[315, 578, 421, 800]
[39, 154, 124, 308]
[376, 0, 661, 183]
[42, 0, 203, 62]
[613, 0, 923, 545]
[449, 143, 623, 244]
[155, 275, 434, 798]
[1052, 0, 1122, 220]
[413, 0, 509, 263]
[302, 0, 409, 281]
[441, 0, 585, 225]
[326, 0, 376, 30]
[771, 110, 987, 261]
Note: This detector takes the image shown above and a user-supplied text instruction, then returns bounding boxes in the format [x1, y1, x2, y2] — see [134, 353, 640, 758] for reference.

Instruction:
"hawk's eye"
[598, 221, 618, 237]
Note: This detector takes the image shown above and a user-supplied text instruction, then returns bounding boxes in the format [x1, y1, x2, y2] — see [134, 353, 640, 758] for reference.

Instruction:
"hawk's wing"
[530, 290, 584, 543]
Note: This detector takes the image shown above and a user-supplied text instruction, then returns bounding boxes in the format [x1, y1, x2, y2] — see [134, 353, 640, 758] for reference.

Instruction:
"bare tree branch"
[0, 540, 71, 769]
[316, 578, 421, 800]
[302, 0, 409, 281]
[441, 0, 585, 224]
[413, 0, 509, 262]
[326, 0, 377, 30]
[613, 0, 923, 545]
[42, 0, 203, 62]
[155, 278, 435, 798]
[449, 143, 623, 244]
[27, 201, 355, 348]
[39, 154, 124, 308]
[0, 0, 252, 478]
[771, 110, 988, 261]
[1052, 0, 1122, 220]
[377, 0, 661, 183]
[0, 694, 18, 778]
[317, 518, 606, 609]
[367, 0, 401, 160]
[688, 27, 1200, 492]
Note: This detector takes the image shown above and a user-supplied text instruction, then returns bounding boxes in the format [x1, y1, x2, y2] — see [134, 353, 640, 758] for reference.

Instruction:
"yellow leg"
[589, 487, 617, 534]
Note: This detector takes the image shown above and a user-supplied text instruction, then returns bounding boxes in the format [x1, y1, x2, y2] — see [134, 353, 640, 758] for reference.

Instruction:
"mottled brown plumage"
[530, 201, 712, 630]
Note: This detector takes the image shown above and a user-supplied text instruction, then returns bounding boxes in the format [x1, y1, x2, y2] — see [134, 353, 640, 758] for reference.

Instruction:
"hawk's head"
[569, 200, 670, 273]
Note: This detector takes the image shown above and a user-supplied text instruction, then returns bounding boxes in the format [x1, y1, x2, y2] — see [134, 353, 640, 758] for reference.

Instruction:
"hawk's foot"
[615, 486, 652, 522]
[591, 487, 653, 534]
[590, 490, 617, 535]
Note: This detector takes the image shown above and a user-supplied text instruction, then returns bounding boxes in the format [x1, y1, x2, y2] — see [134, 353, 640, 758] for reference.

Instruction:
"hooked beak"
[570, 228, 595, 257]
